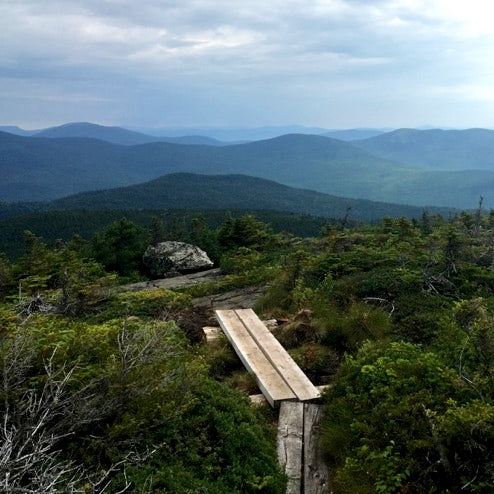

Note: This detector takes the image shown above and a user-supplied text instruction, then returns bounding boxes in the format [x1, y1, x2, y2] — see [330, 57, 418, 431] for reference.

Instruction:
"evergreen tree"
[92, 219, 146, 276]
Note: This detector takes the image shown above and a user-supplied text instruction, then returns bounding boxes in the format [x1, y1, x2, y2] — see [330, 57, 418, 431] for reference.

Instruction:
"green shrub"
[109, 379, 286, 493]
[0, 311, 285, 493]
[317, 302, 392, 353]
[320, 341, 475, 493]
[99, 288, 192, 320]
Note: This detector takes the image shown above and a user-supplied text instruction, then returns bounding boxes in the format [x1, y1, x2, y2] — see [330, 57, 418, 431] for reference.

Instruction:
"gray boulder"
[143, 241, 214, 278]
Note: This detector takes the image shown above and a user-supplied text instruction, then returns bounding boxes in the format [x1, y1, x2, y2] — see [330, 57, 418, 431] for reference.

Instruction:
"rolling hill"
[48, 173, 454, 221]
[1, 130, 494, 208]
[0, 126, 38, 136]
[0, 173, 456, 258]
[0, 131, 412, 202]
[354, 128, 494, 170]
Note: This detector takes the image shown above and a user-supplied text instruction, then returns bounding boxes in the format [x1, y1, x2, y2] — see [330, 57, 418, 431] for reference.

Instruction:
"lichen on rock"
[143, 241, 214, 278]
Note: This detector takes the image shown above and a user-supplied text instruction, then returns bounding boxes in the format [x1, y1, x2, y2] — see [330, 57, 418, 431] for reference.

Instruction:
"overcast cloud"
[2, 0, 494, 129]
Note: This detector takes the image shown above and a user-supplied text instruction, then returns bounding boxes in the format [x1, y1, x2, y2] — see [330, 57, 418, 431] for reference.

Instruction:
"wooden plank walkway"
[214, 308, 329, 493]
[215, 308, 321, 407]
[278, 402, 330, 494]
[303, 403, 330, 493]
[277, 402, 304, 494]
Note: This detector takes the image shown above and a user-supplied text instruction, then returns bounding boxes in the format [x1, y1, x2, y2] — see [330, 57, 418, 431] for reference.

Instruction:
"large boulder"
[143, 241, 214, 278]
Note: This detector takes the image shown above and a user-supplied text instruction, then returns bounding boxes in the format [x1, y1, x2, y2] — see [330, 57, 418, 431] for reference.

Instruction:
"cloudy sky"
[2, 0, 494, 130]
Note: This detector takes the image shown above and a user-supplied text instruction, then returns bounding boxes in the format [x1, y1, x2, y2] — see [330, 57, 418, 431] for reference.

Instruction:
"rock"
[143, 241, 214, 278]
[121, 268, 223, 292]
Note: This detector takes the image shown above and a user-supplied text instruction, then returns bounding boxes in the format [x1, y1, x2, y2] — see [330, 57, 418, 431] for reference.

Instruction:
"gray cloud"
[1, 0, 494, 128]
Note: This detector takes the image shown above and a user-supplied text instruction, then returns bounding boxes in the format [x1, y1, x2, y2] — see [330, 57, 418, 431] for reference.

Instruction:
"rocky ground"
[123, 268, 224, 291]
[124, 268, 266, 310]
[123, 269, 268, 343]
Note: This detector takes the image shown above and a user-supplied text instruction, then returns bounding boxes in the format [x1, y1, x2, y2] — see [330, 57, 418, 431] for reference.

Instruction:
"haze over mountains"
[354, 128, 494, 170]
[0, 122, 384, 143]
[2, 122, 226, 147]
[2, 122, 494, 210]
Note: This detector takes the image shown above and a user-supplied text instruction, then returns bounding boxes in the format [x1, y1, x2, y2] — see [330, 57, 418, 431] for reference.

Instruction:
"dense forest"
[1, 209, 494, 492]
[0, 208, 333, 259]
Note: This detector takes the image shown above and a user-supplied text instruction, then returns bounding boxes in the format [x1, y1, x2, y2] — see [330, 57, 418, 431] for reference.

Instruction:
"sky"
[2, 0, 494, 130]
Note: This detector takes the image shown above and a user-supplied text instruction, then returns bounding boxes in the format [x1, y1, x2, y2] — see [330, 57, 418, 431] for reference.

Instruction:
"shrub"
[99, 288, 192, 320]
[320, 341, 475, 493]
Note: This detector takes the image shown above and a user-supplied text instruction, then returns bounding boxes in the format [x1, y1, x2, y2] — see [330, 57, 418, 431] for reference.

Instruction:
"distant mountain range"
[322, 129, 385, 140]
[9, 122, 226, 146]
[129, 124, 333, 141]
[0, 122, 332, 144]
[2, 125, 494, 209]
[0, 122, 388, 143]
[354, 128, 494, 170]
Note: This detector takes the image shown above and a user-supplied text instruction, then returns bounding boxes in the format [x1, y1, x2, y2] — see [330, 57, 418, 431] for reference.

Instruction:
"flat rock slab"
[193, 285, 266, 310]
[121, 268, 223, 292]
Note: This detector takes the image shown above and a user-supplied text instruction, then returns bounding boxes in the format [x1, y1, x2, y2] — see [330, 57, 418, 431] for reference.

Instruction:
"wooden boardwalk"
[214, 309, 329, 493]
[215, 308, 321, 407]
[278, 402, 329, 494]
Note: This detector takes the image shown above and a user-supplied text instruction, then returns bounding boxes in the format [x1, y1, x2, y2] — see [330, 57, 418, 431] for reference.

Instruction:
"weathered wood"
[202, 326, 221, 342]
[249, 393, 269, 406]
[249, 385, 332, 406]
[304, 404, 330, 494]
[235, 309, 320, 402]
[203, 320, 277, 343]
[263, 318, 279, 331]
[277, 401, 304, 494]
[215, 309, 296, 407]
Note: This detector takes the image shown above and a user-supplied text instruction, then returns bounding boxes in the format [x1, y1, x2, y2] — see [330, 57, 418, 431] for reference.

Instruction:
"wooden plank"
[250, 385, 332, 406]
[277, 401, 304, 494]
[215, 309, 296, 407]
[204, 320, 277, 344]
[304, 404, 330, 494]
[202, 326, 221, 342]
[235, 309, 321, 402]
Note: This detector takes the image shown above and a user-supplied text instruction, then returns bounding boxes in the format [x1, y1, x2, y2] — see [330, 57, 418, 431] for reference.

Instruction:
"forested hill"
[354, 127, 494, 170]
[0, 131, 405, 203]
[48, 173, 454, 221]
[0, 173, 456, 258]
[2, 130, 494, 208]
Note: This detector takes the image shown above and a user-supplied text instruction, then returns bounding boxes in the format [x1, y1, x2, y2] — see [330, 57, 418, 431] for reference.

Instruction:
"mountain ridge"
[33, 122, 225, 146]
[354, 127, 494, 170]
[2, 130, 494, 208]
